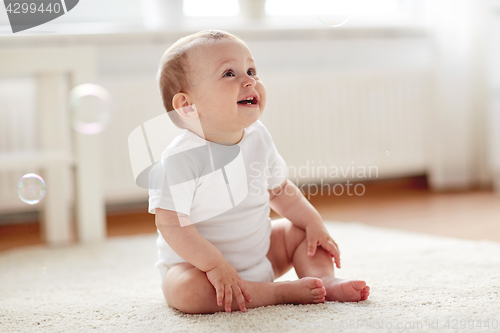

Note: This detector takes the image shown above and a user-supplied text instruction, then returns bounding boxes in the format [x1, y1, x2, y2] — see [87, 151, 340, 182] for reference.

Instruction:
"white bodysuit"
[148, 120, 287, 284]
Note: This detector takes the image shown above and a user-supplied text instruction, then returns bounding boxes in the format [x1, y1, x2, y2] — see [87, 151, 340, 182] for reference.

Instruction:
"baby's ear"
[172, 93, 187, 111]
[176, 105, 198, 120]
[172, 94, 198, 120]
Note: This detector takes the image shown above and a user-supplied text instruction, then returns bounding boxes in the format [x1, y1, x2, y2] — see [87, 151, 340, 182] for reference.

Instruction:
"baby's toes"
[304, 277, 323, 289]
[313, 296, 326, 303]
[361, 287, 370, 300]
[311, 286, 326, 296]
[313, 289, 327, 298]
[352, 280, 367, 291]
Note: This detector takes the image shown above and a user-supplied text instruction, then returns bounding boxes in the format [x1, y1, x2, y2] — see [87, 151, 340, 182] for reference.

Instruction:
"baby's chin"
[238, 105, 263, 119]
[241, 112, 262, 128]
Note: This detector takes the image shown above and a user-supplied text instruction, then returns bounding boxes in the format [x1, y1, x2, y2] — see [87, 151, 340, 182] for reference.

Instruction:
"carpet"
[1, 221, 499, 333]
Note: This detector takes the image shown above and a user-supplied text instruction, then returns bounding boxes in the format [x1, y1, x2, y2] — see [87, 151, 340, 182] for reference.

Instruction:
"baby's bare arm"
[155, 208, 251, 312]
[155, 208, 225, 272]
[269, 178, 323, 231]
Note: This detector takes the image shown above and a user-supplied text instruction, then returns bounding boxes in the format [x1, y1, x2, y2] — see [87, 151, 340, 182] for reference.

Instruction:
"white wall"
[0, 1, 498, 217]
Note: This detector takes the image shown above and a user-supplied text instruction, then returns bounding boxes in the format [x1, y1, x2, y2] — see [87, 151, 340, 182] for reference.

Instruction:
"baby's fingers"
[216, 284, 225, 307]
[307, 239, 318, 257]
[327, 241, 341, 268]
[239, 280, 252, 304]
[224, 284, 233, 312]
[233, 285, 248, 312]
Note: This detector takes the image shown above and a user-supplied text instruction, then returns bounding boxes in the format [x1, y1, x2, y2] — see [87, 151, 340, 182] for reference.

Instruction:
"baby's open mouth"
[237, 97, 257, 105]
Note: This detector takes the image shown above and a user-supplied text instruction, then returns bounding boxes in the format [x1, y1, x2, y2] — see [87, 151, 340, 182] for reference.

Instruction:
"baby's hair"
[157, 29, 244, 129]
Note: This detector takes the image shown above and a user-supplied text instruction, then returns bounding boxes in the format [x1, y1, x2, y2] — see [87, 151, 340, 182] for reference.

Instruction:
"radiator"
[260, 68, 430, 184]
[0, 68, 431, 214]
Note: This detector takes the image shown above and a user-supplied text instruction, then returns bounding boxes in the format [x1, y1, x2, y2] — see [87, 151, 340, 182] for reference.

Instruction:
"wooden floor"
[1, 176, 499, 252]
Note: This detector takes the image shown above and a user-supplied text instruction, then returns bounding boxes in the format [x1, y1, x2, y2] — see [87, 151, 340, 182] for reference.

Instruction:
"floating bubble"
[385, 151, 390, 155]
[69, 84, 113, 135]
[316, 13, 351, 27]
[314, 0, 352, 27]
[17, 173, 46, 205]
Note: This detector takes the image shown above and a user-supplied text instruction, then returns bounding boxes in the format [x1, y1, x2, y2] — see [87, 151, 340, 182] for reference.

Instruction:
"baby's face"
[185, 39, 266, 135]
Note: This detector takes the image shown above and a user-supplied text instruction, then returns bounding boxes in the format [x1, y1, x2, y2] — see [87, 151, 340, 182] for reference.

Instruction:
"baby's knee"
[164, 266, 214, 314]
[283, 219, 307, 245]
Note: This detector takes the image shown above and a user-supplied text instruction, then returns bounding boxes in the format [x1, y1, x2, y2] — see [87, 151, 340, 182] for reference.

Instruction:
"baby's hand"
[305, 222, 341, 269]
[205, 260, 252, 313]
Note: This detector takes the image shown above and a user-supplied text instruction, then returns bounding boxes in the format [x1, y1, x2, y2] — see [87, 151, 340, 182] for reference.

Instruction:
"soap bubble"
[17, 173, 46, 205]
[314, 0, 352, 27]
[316, 13, 351, 27]
[385, 151, 390, 155]
[69, 84, 113, 135]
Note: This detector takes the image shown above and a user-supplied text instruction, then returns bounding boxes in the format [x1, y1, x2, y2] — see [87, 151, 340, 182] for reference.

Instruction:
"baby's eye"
[222, 69, 257, 77]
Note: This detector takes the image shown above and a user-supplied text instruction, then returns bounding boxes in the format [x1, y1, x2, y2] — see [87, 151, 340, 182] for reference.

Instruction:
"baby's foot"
[321, 277, 370, 302]
[276, 277, 326, 305]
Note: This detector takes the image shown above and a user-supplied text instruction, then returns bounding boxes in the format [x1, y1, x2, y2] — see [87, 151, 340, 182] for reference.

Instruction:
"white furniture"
[490, 96, 500, 193]
[0, 47, 106, 245]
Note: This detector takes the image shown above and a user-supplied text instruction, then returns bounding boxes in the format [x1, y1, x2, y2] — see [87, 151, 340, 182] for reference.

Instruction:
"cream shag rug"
[1, 221, 499, 333]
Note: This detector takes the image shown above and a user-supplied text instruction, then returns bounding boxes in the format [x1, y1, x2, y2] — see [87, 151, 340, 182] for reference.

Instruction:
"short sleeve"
[148, 152, 198, 215]
[267, 141, 288, 190]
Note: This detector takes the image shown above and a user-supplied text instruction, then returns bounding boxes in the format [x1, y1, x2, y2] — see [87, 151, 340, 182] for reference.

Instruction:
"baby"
[149, 29, 370, 314]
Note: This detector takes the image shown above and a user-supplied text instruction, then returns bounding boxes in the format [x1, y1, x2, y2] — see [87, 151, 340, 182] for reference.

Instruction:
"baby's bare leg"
[266, 218, 370, 302]
[293, 238, 370, 302]
[163, 263, 326, 314]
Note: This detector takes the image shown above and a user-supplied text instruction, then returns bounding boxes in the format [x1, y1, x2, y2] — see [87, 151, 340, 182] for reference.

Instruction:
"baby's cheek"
[259, 93, 266, 108]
